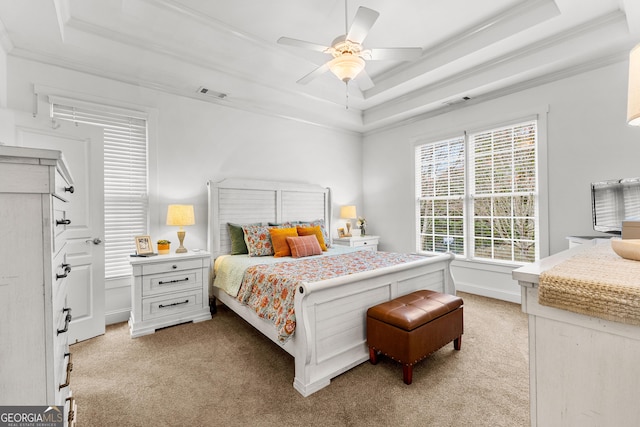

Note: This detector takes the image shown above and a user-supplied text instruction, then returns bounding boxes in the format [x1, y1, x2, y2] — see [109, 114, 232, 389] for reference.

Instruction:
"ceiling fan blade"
[297, 62, 331, 85]
[346, 7, 379, 44]
[277, 37, 331, 53]
[355, 70, 375, 91]
[367, 47, 423, 61]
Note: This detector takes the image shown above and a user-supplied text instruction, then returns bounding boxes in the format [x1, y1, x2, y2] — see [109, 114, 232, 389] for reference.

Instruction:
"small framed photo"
[135, 235, 154, 255]
[337, 228, 345, 238]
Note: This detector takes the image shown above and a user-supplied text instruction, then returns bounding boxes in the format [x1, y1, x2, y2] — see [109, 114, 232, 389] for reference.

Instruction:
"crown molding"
[363, 49, 629, 137]
[60, 11, 358, 111]
[363, 10, 630, 127]
[8, 46, 361, 136]
[365, 0, 561, 98]
[143, 0, 276, 52]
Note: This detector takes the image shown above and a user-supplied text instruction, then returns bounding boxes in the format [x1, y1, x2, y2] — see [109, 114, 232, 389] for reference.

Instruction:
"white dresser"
[129, 251, 212, 337]
[513, 241, 640, 426]
[0, 146, 77, 426]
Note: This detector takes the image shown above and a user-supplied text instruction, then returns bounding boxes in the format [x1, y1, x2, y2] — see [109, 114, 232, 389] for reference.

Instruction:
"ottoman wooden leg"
[403, 365, 413, 385]
[369, 347, 379, 364]
[454, 336, 462, 351]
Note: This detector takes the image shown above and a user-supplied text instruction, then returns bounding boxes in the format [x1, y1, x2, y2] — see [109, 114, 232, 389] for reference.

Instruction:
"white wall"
[6, 56, 363, 323]
[0, 40, 6, 108]
[363, 60, 640, 302]
[0, 40, 12, 144]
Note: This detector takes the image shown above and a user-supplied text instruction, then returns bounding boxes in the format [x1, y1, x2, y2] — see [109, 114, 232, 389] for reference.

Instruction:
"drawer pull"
[172, 264, 178, 269]
[57, 308, 72, 335]
[56, 263, 72, 280]
[64, 185, 75, 194]
[56, 218, 71, 226]
[158, 277, 189, 285]
[59, 352, 73, 390]
[159, 299, 189, 309]
[66, 396, 76, 426]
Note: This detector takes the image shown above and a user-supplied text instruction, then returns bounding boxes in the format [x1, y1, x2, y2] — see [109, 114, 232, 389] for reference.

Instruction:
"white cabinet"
[0, 146, 77, 426]
[566, 235, 610, 248]
[129, 251, 212, 337]
[333, 235, 380, 252]
[513, 242, 640, 426]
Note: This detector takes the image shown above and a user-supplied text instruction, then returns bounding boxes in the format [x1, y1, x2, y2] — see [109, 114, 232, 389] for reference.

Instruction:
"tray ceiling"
[1, 0, 639, 133]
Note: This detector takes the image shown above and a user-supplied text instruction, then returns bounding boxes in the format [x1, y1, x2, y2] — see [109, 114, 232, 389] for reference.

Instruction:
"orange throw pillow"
[269, 227, 298, 257]
[296, 225, 327, 251]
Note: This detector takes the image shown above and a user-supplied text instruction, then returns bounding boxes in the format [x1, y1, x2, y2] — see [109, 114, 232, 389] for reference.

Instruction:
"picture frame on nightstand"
[337, 228, 345, 238]
[135, 235, 154, 255]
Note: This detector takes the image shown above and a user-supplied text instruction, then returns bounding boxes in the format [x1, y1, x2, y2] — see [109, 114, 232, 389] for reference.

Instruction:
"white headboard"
[207, 178, 331, 258]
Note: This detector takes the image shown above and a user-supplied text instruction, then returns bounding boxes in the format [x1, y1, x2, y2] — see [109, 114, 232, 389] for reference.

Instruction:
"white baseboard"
[106, 308, 130, 325]
[456, 281, 521, 304]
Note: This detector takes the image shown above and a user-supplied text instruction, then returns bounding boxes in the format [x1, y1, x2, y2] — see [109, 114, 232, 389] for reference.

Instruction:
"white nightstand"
[333, 235, 380, 252]
[129, 251, 212, 338]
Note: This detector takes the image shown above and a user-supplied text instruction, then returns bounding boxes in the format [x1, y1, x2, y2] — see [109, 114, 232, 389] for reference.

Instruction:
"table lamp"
[166, 204, 195, 253]
[340, 205, 357, 237]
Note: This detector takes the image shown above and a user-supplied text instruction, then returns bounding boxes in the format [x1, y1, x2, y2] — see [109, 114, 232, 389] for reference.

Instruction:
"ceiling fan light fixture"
[328, 54, 365, 82]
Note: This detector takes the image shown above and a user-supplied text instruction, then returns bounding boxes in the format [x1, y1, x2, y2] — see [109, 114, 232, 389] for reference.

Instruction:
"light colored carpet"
[71, 292, 529, 426]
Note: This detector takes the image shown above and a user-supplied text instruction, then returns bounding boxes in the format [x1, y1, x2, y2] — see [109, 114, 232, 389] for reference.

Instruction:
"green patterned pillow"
[227, 222, 260, 255]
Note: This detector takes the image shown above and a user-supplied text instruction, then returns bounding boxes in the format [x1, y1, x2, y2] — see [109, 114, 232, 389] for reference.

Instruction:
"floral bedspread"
[235, 251, 424, 343]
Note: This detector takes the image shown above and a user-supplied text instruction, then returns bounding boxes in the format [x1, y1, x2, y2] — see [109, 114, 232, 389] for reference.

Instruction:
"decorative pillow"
[268, 221, 294, 227]
[296, 225, 327, 251]
[287, 235, 323, 258]
[242, 225, 276, 257]
[269, 227, 298, 257]
[228, 222, 260, 255]
[298, 219, 330, 248]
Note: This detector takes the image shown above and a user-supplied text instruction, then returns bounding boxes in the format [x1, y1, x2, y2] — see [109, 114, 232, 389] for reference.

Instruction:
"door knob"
[86, 238, 103, 245]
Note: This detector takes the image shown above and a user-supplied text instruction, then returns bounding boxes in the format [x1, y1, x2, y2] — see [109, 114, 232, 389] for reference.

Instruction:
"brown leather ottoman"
[367, 289, 463, 384]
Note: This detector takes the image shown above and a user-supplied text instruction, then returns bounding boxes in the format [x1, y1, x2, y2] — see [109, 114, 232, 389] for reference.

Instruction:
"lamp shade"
[166, 204, 195, 226]
[328, 54, 365, 82]
[628, 43, 640, 126]
[340, 205, 357, 219]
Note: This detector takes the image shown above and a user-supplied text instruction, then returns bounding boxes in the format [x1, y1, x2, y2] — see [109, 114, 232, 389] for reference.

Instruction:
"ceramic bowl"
[611, 239, 640, 261]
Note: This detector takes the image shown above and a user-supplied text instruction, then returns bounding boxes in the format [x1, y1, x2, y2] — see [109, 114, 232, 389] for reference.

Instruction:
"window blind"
[416, 136, 466, 255]
[469, 121, 537, 263]
[415, 119, 538, 264]
[51, 102, 148, 278]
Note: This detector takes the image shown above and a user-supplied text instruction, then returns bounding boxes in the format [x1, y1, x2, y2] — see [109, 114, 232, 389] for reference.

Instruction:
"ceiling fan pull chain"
[345, 82, 349, 110]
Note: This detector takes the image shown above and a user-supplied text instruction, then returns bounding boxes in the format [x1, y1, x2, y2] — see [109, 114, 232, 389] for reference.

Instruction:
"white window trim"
[413, 106, 549, 266]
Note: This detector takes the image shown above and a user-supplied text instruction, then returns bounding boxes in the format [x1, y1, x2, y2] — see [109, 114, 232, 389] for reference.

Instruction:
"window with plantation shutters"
[416, 119, 539, 264]
[51, 101, 148, 278]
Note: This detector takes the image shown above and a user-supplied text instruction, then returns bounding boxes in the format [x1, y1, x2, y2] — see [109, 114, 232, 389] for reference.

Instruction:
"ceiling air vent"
[197, 87, 227, 100]
[443, 96, 471, 106]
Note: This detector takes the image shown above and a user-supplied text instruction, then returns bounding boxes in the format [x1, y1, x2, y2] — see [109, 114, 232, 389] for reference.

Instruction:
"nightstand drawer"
[352, 239, 377, 247]
[143, 269, 202, 296]
[142, 289, 204, 321]
[141, 259, 203, 275]
[333, 235, 379, 251]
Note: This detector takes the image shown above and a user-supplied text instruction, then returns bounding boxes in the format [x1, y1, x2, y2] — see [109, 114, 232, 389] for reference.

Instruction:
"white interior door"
[15, 113, 106, 343]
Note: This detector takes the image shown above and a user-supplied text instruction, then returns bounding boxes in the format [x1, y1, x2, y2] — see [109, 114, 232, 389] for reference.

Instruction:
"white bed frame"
[207, 178, 456, 397]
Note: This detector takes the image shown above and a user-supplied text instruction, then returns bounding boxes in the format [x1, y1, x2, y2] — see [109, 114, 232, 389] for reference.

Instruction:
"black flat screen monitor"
[591, 177, 640, 234]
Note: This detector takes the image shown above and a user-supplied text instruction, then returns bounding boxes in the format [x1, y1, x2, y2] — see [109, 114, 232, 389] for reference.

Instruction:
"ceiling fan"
[277, 1, 422, 91]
